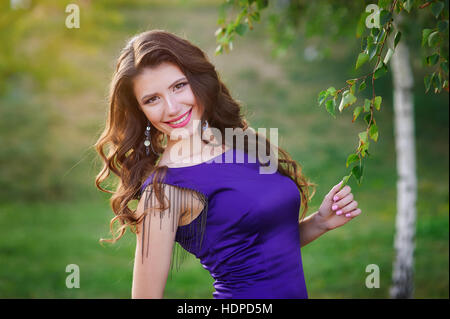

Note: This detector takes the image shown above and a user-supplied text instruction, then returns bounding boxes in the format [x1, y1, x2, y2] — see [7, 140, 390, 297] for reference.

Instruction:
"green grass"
[0, 2, 448, 298]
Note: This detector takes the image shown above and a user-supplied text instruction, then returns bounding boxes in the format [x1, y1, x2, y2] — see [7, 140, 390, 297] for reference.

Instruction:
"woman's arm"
[132, 184, 180, 299]
[298, 211, 328, 248]
[298, 181, 362, 248]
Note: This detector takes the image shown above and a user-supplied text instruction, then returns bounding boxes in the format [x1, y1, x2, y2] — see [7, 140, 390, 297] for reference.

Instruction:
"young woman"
[95, 29, 362, 299]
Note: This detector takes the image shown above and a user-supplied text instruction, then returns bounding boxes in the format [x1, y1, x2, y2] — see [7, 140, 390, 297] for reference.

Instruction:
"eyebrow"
[140, 77, 187, 103]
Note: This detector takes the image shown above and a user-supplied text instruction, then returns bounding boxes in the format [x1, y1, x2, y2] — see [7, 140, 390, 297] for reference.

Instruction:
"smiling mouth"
[165, 108, 192, 125]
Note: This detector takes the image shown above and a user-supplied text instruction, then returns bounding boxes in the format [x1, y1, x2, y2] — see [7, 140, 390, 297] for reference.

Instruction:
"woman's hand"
[316, 181, 362, 231]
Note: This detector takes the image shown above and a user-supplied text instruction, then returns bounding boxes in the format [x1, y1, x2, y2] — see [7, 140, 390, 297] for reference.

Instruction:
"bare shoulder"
[136, 183, 206, 228]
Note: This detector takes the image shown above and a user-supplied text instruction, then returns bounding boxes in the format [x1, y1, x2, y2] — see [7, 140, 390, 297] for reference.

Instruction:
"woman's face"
[133, 61, 202, 140]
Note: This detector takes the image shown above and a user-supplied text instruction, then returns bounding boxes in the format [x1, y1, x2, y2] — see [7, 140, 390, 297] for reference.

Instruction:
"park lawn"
[0, 2, 447, 298]
[0, 177, 447, 298]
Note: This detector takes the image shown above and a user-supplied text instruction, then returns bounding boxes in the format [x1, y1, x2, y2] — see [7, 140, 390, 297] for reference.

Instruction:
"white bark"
[389, 37, 417, 299]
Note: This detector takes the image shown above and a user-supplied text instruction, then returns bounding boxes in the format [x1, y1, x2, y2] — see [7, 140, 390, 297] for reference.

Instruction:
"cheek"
[142, 108, 163, 124]
[178, 87, 197, 104]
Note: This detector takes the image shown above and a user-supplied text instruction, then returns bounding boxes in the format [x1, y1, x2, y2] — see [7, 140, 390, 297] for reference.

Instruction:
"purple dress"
[140, 147, 308, 299]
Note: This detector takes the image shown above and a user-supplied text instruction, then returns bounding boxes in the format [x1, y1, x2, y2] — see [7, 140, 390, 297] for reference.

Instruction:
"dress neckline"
[160, 146, 233, 169]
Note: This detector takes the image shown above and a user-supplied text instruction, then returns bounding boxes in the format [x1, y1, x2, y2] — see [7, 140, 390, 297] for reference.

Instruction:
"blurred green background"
[0, 0, 448, 298]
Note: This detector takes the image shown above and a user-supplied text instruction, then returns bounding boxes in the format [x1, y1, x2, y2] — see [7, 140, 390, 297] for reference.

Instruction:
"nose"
[165, 95, 182, 117]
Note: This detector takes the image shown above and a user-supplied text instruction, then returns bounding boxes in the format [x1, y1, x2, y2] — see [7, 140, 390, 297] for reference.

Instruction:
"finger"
[344, 208, 362, 218]
[333, 185, 351, 202]
[336, 200, 358, 216]
[327, 180, 343, 200]
[342, 200, 358, 214]
[331, 193, 354, 211]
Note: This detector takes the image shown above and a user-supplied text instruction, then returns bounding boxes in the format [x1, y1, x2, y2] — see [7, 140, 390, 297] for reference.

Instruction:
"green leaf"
[371, 27, 380, 38]
[356, 52, 370, 70]
[369, 123, 379, 142]
[358, 80, 367, 92]
[347, 79, 357, 95]
[357, 13, 369, 38]
[441, 61, 449, 74]
[359, 131, 369, 144]
[374, 62, 388, 79]
[379, 10, 392, 26]
[361, 36, 368, 51]
[352, 165, 362, 179]
[342, 174, 351, 187]
[395, 1, 401, 14]
[376, 41, 384, 58]
[338, 90, 357, 112]
[327, 86, 337, 97]
[325, 99, 336, 118]
[226, 23, 234, 36]
[438, 72, 443, 89]
[424, 74, 432, 93]
[318, 90, 329, 106]
[364, 98, 372, 112]
[394, 31, 401, 48]
[214, 27, 224, 37]
[360, 141, 370, 158]
[352, 164, 363, 184]
[431, 1, 444, 18]
[428, 31, 440, 47]
[346, 153, 360, 168]
[215, 44, 223, 55]
[438, 20, 449, 32]
[367, 41, 378, 61]
[426, 53, 440, 66]
[375, 28, 386, 42]
[374, 96, 382, 111]
[383, 48, 394, 64]
[422, 29, 433, 47]
[364, 113, 372, 125]
[256, 0, 269, 10]
[378, 0, 392, 10]
[251, 11, 261, 22]
[352, 106, 363, 122]
[403, 0, 414, 12]
[432, 71, 441, 92]
[235, 23, 248, 36]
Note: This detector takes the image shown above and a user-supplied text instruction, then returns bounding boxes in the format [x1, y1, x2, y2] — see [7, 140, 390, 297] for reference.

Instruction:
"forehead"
[133, 62, 185, 93]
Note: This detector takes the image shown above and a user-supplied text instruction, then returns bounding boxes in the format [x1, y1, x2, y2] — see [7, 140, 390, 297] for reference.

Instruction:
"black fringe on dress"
[140, 183, 208, 280]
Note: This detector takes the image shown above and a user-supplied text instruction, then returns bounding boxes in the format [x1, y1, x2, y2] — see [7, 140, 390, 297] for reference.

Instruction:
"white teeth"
[169, 111, 189, 125]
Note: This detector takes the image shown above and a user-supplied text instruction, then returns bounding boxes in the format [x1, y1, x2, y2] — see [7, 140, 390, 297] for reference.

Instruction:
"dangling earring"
[202, 119, 209, 132]
[144, 121, 159, 156]
[201, 120, 209, 141]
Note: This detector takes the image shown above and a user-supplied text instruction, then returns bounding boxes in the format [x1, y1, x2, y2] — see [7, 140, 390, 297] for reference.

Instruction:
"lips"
[164, 108, 192, 128]
[164, 109, 191, 124]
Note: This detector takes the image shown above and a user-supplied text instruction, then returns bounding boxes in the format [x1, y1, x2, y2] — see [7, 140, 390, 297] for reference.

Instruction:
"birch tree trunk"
[389, 34, 418, 299]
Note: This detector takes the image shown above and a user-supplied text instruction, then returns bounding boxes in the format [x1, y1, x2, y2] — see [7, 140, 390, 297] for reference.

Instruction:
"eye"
[143, 82, 188, 105]
[144, 96, 159, 105]
[174, 82, 188, 90]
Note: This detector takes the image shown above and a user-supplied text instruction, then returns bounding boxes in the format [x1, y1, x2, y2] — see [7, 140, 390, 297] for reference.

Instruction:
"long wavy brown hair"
[94, 29, 317, 246]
